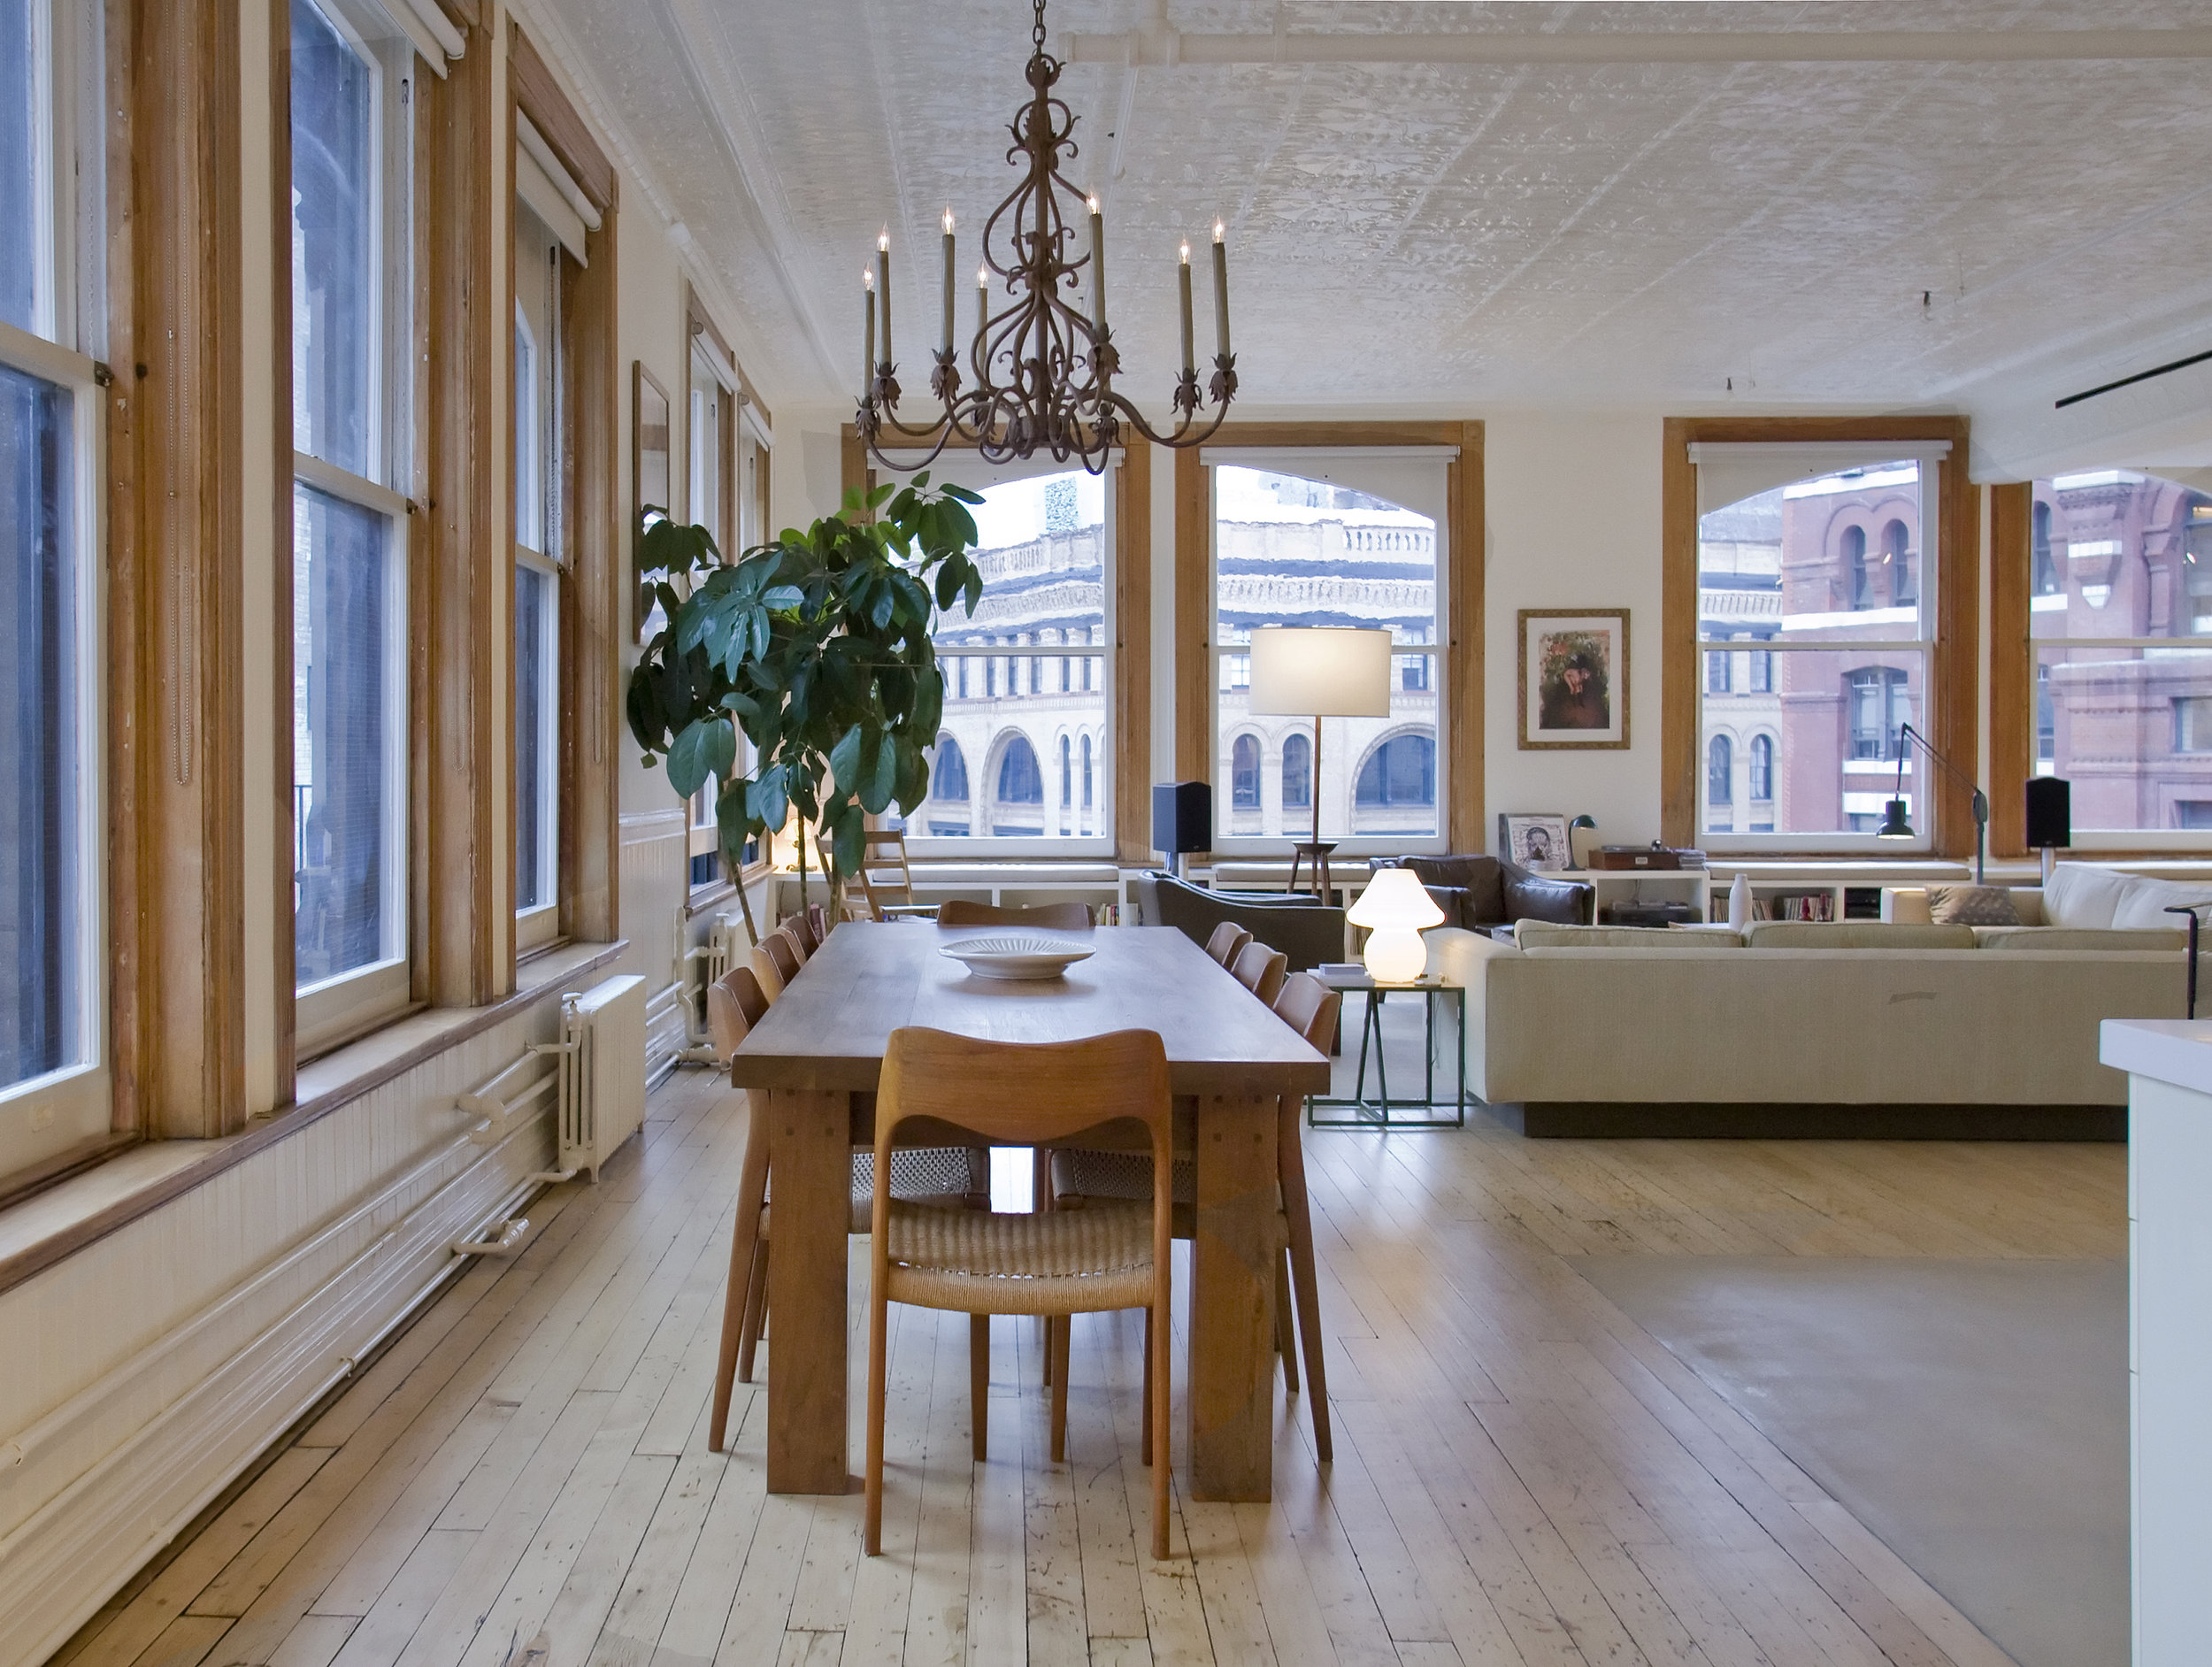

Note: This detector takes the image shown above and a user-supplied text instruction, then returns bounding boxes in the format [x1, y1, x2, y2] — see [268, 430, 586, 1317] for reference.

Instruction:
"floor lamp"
[1247, 626, 1394, 898]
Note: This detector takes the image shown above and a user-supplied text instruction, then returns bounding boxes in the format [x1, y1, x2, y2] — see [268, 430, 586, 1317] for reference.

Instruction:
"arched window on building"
[933, 736, 969, 802]
[1884, 519, 1915, 607]
[1355, 734, 1434, 808]
[1708, 734, 1732, 811]
[992, 736, 1044, 834]
[1748, 734, 1773, 802]
[1231, 734, 1261, 809]
[2032, 502, 2058, 595]
[1081, 734, 1094, 816]
[1059, 735, 1072, 834]
[1847, 666, 1909, 760]
[1281, 732, 1311, 810]
[1844, 524, 1872, 610]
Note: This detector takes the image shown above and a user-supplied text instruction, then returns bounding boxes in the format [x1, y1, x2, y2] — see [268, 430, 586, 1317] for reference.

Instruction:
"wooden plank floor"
[53, 1066, 2123, 1667]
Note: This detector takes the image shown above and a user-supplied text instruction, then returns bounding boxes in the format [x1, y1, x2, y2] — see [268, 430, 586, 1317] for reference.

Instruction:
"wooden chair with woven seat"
[1046, 970, 1340, 1461]
[784, 904, 830, 956]
[935, 899, 1095, 930]
[706, 971, 989, 1452]
[1204, 920, 1252, 967]
[865, 1026, 1176, 1560]
[1230, 940, 1289, 1006]
[746, 942, 786, 1003]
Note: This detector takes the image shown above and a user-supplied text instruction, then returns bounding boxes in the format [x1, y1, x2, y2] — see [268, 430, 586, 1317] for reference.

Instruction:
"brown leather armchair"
[1371, 854, 1594, 930]
[1131, 871, 1346, 971]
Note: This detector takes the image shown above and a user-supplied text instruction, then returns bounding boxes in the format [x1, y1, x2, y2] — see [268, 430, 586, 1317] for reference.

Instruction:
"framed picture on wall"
[1498, 812, 1571, 871]
[1518, 608, 1629, 749]
[633, 361, 672, 641]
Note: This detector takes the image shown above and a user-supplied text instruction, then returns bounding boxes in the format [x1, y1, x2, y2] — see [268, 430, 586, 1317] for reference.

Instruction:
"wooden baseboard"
[1480, 1101, 2127, 1141]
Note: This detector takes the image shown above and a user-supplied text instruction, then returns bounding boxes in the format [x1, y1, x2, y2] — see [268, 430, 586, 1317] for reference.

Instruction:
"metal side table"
[1306, 969, 1466, 1129]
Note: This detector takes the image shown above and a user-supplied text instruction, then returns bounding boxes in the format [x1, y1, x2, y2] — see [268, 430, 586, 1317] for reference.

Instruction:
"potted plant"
[626, 477, 985, 919]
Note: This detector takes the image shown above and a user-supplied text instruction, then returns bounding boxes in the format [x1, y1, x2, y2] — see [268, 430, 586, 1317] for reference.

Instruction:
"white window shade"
[1689, 439, 1952, 518]
[516, 113, 595, 263]
[384, 0, 463, 74]
[1202, 444, 1455, 526]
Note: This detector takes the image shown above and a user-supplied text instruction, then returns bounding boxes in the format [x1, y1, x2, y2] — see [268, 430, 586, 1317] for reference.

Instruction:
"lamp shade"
[1348, 867, 1444, 983]
[1876, 798, 1915, 840]
[1247, 626, 1393, 718]
[1348, 867, 1446, 931]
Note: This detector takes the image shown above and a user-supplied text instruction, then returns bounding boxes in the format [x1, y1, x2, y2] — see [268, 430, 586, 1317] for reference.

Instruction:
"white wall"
[1482, 412, 1667, 845]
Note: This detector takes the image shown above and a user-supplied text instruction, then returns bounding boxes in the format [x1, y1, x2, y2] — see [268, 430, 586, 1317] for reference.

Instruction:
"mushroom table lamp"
[1347, 867, 1445, 984]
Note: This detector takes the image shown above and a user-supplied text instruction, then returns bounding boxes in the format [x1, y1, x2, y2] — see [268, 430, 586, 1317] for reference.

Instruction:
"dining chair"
[786, 907, 824, 957]
[1230, 940, 1289, 1006]
[864, 1026, 1176, 1560]
[1204, 920, 1252, 968]
[1046, 970, 1340, 1462]
[761, 928, 803, 985]
[747, 943, 787, 1003]
[936, 899, 1095, 930]
[707, 970, 989, 1452]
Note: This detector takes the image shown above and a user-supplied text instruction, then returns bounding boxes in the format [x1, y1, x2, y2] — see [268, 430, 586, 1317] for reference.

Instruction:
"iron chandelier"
[856, 0, 1237, 476]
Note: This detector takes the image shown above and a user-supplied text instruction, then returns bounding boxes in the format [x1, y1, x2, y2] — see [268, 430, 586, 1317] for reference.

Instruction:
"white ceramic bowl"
[938, 934, 1096, 981]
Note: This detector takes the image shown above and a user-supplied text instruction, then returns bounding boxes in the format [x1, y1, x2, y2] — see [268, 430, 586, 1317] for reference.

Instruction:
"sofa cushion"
[2110, 875, 2212, 930]
[1515, 923, 1743, 950]
[1974, 926, 2189, 951]
[1742, 921, 1978, 949]
[2042, 863, 2138, 929]
[1926, 885, 2021, 926]
[1405, 856, 1506, 926]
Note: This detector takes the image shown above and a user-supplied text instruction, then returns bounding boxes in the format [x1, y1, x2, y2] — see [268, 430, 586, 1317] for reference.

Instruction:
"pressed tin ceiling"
[528, 0, 2212, 474]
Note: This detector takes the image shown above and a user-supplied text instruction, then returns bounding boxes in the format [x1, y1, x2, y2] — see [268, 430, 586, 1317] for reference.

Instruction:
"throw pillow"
[1926, 885, 2020, 926]
[2041, 863, 2135, 929]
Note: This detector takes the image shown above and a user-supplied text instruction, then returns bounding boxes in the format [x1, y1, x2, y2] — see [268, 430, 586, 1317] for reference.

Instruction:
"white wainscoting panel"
[0, 995, 573, 1667]
[621, 805, 690, 1079]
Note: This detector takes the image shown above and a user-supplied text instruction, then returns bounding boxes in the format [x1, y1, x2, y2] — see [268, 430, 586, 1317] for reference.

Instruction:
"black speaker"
[2025, 776, 2071, 849]
[1151, 781, 1211, 860]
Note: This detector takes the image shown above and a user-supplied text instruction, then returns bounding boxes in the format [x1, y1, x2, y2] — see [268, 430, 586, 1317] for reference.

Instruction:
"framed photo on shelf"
[1498, 812, 1571, 872]
[633, 361, 673, 641]
[1518, 608, 1629, 749]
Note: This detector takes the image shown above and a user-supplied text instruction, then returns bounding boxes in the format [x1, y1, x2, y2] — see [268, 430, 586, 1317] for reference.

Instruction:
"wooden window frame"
[839, 432, 1152, 863]
[1661, 415, 1978, 857]
[1172, 422, 1486, 857]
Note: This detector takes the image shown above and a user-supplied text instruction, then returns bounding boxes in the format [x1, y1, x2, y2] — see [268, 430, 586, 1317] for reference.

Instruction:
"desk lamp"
[1347, 866, 1444, 983]
[1875, 721, 1988, 884]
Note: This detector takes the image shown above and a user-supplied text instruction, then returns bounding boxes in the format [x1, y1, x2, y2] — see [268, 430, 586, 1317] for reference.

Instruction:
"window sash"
[514, 548, 559, 941]
[0, 316, 108, 1169]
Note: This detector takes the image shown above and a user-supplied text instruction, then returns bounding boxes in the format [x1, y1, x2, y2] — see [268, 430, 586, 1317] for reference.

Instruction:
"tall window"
[1231, 734, 1260, 810]
[683, 333, 735, 892]
[915, 465, 1110, 849]
[292, 0, 412, 1049]
[2028, 471, 2212, 836]
[1212, 457, 1447, 849]
[1694, 449, 1938, 845]
[2, 0, 105, 1172]
[513, 204, 562, 945]
[1281, 732, 1311, 815]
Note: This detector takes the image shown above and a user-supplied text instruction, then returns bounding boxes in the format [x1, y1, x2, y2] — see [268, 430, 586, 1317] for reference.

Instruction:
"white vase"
[1727, 872, 1751, 933]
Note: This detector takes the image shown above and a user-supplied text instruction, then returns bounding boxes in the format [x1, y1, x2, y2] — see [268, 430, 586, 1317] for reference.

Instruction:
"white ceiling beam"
[1068, 27, 2212, 66]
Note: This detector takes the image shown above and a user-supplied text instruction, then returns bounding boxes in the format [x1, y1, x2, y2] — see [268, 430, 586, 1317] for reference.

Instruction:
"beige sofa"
[1426, 916, 2194, 1139]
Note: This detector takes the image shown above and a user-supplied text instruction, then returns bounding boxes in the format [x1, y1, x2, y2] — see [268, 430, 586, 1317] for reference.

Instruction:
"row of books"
[1706, 891, 1837, 923]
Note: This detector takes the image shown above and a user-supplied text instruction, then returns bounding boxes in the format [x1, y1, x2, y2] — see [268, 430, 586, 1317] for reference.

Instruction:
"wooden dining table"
[727, 920, 1331, 1502]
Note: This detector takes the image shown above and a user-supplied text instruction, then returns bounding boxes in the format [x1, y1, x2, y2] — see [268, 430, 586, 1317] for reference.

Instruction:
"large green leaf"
[667, 715, 735, 800]
[857, 732, 897, 815]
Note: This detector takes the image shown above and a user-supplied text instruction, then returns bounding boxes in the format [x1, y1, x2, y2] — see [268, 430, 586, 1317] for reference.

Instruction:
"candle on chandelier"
[876, 229, 892, 366]
[977, 262, 989, 345]
[1088, 195, 1106, 328]
[1178, 242, 1194, 377]
[1211, 220, 1231, 359]
[863, 268, 875, 395]
[941, 208, 956, 354]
